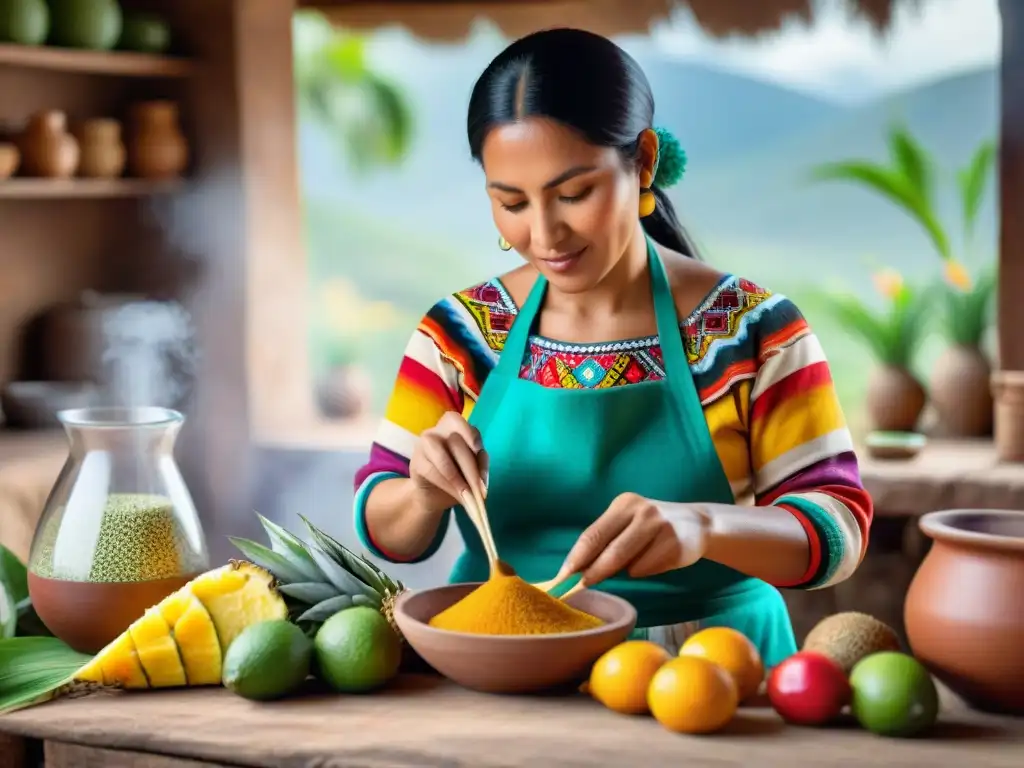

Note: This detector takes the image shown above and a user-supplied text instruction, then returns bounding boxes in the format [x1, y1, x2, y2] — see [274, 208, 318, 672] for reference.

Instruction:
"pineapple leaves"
[255, 514, 322, 582]
[299, 515, 393, 595]
[958, 140, 996, 240]
[306, 544, 378, 601]
[228, 537, 314, 585]
[296, 595, 353, 623]
[0, 637, 90, 714]
[277, 581, 338, 604]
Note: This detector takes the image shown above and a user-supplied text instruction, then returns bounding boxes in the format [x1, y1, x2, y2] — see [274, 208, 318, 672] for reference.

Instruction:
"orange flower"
[872, 268, 904, 300]
[943, 260, 973, 291]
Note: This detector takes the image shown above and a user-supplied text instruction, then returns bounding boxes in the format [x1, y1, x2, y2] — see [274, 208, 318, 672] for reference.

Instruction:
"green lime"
[314, 606, 401, 693]
[0, 0, 50, 45]
[118, 11, 170, 53]
[222, 620, 312, 701]
[850, 651, 939, 737]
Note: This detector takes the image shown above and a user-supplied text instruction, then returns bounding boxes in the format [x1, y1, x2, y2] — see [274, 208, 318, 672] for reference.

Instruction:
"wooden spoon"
[459, 489, 514, 578]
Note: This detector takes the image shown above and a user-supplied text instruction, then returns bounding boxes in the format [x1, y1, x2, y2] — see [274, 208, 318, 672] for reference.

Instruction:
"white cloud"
[645, 0, 1000, 100]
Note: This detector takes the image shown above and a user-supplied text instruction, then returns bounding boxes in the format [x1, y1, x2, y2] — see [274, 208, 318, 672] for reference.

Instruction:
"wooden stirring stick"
[459, 490, 512, 578]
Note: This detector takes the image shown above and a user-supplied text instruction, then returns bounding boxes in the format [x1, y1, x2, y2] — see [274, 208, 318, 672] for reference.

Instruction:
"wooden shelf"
[0, 43, 195, 78]
[0, 178, 184, 199]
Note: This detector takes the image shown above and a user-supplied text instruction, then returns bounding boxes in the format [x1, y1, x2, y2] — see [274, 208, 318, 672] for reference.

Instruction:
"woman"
[353, 28, 872, 667]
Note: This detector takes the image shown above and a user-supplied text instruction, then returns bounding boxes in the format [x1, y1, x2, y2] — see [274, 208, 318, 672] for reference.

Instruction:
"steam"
[99, 301, 197, 410]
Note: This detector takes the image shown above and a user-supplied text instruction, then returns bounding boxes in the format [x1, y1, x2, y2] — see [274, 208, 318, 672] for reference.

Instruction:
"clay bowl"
[394, 583, 637, 694]
[905, 509, 1024, 715]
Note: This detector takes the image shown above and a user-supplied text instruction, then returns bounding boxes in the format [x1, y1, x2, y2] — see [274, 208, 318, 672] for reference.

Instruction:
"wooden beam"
[999, 0, 1024, 370]
[0, 733, 27, 768]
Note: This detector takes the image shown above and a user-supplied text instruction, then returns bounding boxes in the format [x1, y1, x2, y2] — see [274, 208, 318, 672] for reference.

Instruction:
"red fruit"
[767, 651, 851, 726]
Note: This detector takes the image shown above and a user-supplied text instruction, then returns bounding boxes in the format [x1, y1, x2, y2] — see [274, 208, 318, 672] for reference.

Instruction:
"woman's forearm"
[364, 478, 449, 561]
[697, 502, 810, 585]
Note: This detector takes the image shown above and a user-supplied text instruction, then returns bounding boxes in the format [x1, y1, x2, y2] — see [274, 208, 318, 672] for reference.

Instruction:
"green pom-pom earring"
[652, 126, 687, 189]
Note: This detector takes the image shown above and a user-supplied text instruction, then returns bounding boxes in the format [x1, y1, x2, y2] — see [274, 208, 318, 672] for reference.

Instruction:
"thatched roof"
[299, 0, 918, 41]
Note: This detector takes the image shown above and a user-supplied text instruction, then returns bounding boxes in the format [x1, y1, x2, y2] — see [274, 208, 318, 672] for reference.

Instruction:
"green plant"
[293, 10, 413, 172]
[820, 272, 929, 370]
[810, 128, 997, 346]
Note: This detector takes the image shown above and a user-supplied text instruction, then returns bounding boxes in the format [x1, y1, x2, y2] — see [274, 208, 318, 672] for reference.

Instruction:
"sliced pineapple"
[128, 608, 187, 688]
[159, 590, 222, 685]
[188, 562, 288, 653]
[76, 631, 149, 689]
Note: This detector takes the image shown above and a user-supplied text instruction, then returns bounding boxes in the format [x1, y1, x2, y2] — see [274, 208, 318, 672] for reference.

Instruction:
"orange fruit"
[588, 640, 671, 714]
[679, 627, 764, 702]
[647, 656, 739, 734]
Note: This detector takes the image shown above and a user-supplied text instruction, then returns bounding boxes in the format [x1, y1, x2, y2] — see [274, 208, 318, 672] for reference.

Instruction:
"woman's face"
[481, 118, 647, 293]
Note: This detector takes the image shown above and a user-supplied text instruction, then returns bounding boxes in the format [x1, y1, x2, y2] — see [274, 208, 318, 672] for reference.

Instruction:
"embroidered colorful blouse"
[354, 275, 873, 590]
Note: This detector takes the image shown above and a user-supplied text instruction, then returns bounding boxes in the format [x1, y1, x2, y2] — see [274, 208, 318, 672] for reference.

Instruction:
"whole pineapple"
[230, 515, 407, 641]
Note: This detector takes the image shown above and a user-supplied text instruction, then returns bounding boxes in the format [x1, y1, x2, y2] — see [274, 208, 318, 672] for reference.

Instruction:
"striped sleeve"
[352, 317, 464, 563]
[746, 295, 873, 590]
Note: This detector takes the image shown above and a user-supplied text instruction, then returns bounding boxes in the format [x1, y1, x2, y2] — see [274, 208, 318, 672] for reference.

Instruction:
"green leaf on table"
[0, 582, 15, 640]
[0, 636, 91, 714]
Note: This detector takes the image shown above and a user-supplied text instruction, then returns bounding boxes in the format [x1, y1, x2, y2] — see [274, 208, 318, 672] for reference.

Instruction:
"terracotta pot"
[0, 142, 20, 179]
[865, 365, 926, 433]
[72, 118, 126, 179]
[127, 100, 188, 179]
[316, 364, 372, 419]
[904, 509, 1024, 714]
[992, 370, 1024, 462]
[18, 111, 80, 178]
[929, 344, 993, 437]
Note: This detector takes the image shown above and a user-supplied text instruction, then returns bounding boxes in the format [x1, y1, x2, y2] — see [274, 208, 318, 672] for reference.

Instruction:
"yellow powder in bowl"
[428, 573, 604, 636]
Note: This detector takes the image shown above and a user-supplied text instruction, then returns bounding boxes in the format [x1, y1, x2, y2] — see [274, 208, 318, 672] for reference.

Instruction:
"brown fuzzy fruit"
[802, 612, 901, 675]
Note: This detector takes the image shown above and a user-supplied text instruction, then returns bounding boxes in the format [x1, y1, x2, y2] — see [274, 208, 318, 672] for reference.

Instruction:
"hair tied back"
[652, 126, 687, 189]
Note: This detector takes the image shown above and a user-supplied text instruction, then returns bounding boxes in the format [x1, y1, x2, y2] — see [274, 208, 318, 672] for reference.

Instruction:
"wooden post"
[999, 0, 1024, 370]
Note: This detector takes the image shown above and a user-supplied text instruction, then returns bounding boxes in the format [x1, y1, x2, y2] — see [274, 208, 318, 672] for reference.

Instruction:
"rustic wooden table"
[0, 675, 1021, 767]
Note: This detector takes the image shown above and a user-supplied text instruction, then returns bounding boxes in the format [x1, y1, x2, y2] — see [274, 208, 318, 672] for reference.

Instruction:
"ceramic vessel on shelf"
[864, 430, 927, 461]
[992, 370, 1024, 462]
[904, 509, 1024, 714]
[18, 110, 80, 178]
[0, 143, 20, 179]
[26, 406, 209, 654]
[127, 100, 188, 179]
[394, 584, 636, 694]
[72, 118, 126, 179]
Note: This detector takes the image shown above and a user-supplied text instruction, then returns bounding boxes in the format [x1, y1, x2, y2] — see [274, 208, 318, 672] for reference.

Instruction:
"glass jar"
[27, 407, 209, 653]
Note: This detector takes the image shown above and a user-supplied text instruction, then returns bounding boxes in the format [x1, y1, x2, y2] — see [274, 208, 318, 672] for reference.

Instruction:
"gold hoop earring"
[639, 189, 656, 218]
[498, 236, 512, 251]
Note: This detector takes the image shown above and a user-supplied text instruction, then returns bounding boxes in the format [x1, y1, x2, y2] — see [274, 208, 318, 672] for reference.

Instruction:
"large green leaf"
[0, 636, 91, 714]
[958, 140, 996, 240]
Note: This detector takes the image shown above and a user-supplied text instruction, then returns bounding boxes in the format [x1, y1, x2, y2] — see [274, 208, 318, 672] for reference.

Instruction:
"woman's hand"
[408, 411, 489, 515]
[560, 493, 711, 586]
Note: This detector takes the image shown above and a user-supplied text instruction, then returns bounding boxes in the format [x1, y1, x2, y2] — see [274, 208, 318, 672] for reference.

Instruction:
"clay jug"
[904, 509, 1024, 714]
[127, 101, 188, 179]
[865, 365, 926, 433]
[19, 110, 79, 178]
[73, 118, 126, 179]
[929, 344, 993, 437]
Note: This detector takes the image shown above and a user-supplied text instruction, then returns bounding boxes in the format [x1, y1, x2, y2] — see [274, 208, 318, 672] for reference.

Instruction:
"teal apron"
[451, 240, 797, 667]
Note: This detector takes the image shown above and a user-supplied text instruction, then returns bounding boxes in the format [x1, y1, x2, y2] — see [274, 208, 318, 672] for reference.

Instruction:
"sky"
[645, 0, 1000, 101]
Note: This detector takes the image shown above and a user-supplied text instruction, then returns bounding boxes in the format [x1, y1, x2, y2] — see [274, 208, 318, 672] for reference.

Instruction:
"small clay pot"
[127, 100, 188, 179]
[865, 365, 926, 433]
[316, 364, 372, 419]
[992, 370, 1024, 463]
[930, 344, 993, 437]
[18, 111, 80, 178]
[73, 118, 126, 179]
[904, 509, 1024, 714]
[0, 142, 20, 179]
